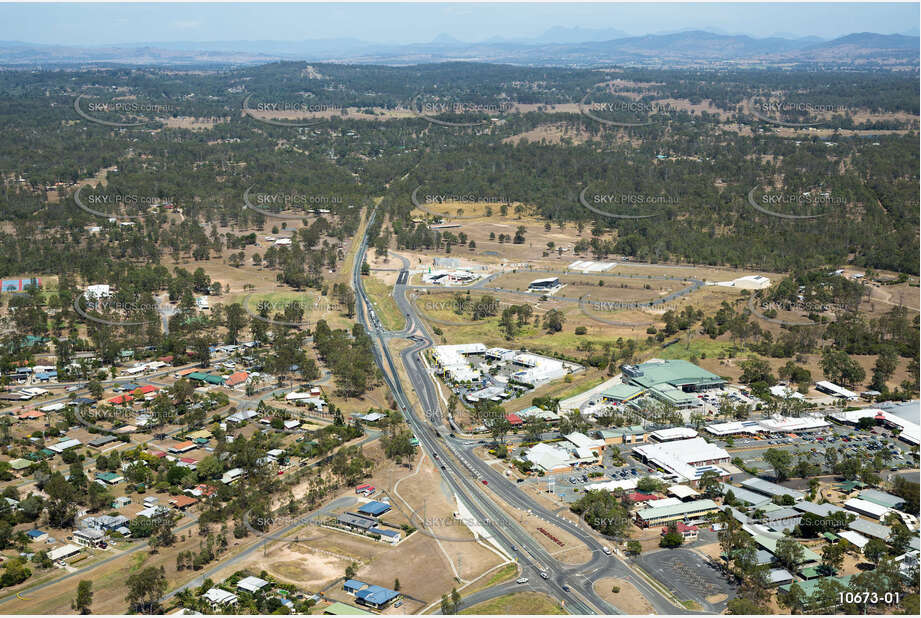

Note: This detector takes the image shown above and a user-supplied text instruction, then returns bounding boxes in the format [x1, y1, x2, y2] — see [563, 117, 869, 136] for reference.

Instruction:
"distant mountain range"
[0, 29, 916, 68]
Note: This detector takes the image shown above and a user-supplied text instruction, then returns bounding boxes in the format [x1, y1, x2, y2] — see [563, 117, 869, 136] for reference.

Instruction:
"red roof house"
[169, 495, 198, 510]
[506, 413, 523, 426]
[225, 371, 249, 387]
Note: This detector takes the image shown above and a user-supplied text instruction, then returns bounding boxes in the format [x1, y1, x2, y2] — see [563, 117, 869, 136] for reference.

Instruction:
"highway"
[351, 210, 698, 614]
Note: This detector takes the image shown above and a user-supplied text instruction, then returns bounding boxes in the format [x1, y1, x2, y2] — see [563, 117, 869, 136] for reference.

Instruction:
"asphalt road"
[355, 236, 703, 614]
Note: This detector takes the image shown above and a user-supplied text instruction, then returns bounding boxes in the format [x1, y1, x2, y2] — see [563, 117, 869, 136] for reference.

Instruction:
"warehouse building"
[740, 478, 805, 502]
[527, 277, 561, 292]
[600, 383, 646, 404]
[816, 381, 859, 400]
[620, 359, 725, 409]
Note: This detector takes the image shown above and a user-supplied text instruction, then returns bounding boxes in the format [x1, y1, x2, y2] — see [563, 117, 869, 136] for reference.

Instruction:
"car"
[602, 547, 612, 555]
[516, 577, 529, 584]
[440, 465, 446, 470]
[65, 385, 81, 392]
[511, 545, 518, 551]
[562, 584, 570, 592]
[394, 601, 403, 608]
[481, 480, 488, 485]
[516, 478, 524, 483]
[540, 571, 549, 579]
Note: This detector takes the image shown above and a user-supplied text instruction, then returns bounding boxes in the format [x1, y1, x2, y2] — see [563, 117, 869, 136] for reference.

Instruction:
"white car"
[516, 577, 529, 584]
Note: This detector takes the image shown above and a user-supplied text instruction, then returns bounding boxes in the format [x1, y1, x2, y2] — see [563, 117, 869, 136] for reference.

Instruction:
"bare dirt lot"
[594, 577, 655, 614]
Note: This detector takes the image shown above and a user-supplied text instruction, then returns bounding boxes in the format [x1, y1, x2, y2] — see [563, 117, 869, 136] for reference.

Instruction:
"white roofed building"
[650, 427, 698, 442]
[633, 437, 731, 485]
[829, 408, 920, 446]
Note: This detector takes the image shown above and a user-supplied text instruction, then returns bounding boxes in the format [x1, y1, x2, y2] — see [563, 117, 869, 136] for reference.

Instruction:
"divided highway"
[352, 210, 695, 614]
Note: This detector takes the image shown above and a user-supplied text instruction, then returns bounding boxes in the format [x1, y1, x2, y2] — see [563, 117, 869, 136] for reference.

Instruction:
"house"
[168, 441, 196, 454]
[25, 529, 46, 541]
[94, 471, 124, 485]
[225, 371, 249, 388]
[169, 495, 199, 511]
[17, 410, 45, 421]
[73, 528, 106, 548]
[369, 527, 401, 545]
[113, 496, 132, 508]
[187, 372, 225, 386]
[662, 521, 699, 540]
[89, 435, 118, 449]
[236, 576, 270, 594]
[202, 588, 238, 607]
[48, 543, 82, 561]
[506, 413, 523, 426]
[342, 580, 402, 610]
[9, 458, 32, 472]
[187, 484, 217, 498]
[227, 409, 258, 423]
[48, 438, 82, 453]
[222, 468, 244, 484]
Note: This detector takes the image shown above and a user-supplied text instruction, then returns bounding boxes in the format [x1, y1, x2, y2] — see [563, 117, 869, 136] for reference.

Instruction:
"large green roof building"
[619, 359, 725, 408]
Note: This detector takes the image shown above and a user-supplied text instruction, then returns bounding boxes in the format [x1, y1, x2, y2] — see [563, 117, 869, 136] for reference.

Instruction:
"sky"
[0, 2, 917, 47]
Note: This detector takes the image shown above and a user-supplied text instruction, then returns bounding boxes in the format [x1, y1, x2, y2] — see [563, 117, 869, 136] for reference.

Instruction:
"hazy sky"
[0, 2, 917, 46]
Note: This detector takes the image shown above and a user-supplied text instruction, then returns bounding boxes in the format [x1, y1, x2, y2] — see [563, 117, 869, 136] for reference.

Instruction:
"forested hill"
[0, 62, 917, 277]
